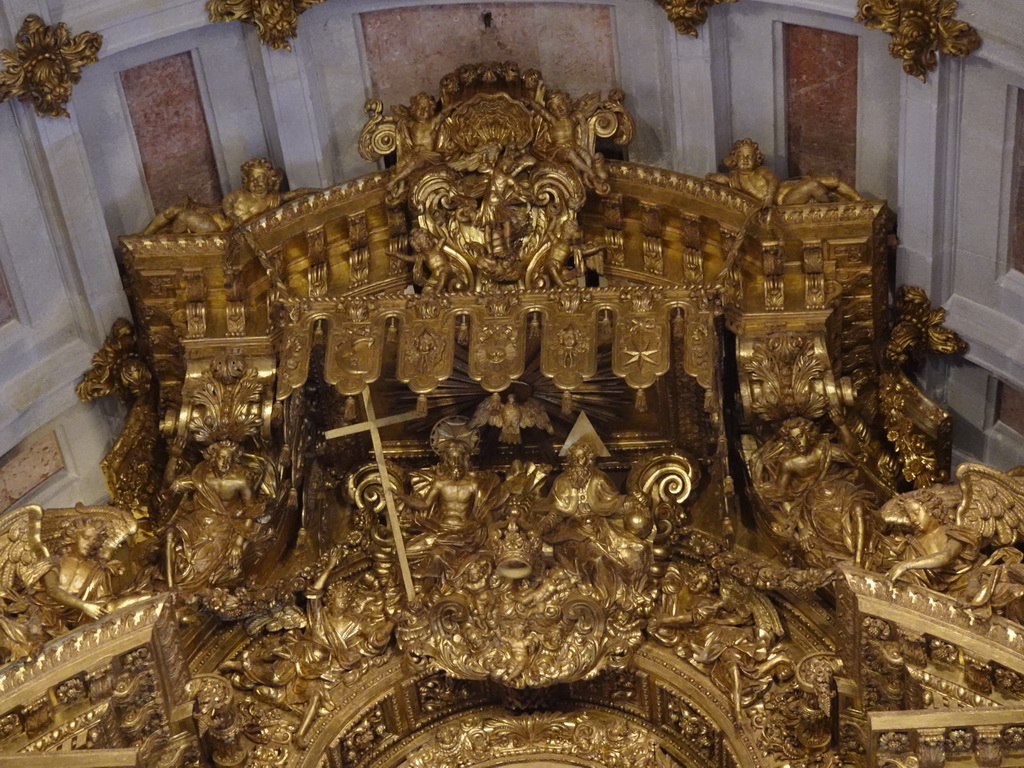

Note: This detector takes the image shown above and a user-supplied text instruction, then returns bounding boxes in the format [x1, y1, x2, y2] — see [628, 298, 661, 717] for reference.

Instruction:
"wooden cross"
[324, 389, 418, 602]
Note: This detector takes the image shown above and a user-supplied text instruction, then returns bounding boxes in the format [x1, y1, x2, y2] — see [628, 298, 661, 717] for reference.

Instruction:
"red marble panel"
[361, 4, 616, 106]
[0, 431, 65, 512]
[784, 24, 858, 185]
[997, 381, 1024, 436]
[121, 52, 222, 212]
[1009, 89, 1024, 274]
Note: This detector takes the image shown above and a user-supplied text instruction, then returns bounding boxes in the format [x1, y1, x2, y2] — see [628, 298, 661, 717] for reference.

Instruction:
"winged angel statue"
[468, 392, 555, 445]
[877, 463, 1024, 619]
[0, 503, 148, 661]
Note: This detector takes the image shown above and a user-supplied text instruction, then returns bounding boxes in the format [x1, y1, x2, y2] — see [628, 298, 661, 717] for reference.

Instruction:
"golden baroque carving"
[855, 0, 981, 81]
[391, 418, 679, 687]
[359, 63, 633, 292]
[143, 157, 311, 235]
[0, 14, 101, 118]
[205, 0, 324, 51]
[880, 286, 966, 487]
[0, 504, 148, 662]
[741, 332, 830, 423]
[655, 0, 739, 37]
[875, 462, 1024, 621]
[77, 319, 162, 523]
[886, 285, 967, 368]
[405, 710, 677, 768]
[707, 138, 862, 208]
[749, 416, 873, 567]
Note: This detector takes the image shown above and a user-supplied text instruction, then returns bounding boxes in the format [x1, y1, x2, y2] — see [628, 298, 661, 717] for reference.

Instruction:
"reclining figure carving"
[875, 462, 1024, 621]
[707, 138, 862, 207]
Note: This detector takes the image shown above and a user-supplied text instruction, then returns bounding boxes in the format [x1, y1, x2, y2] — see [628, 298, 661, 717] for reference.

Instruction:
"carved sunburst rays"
[0, 15, 101, 118]
[855, 0, 980, 80]
[382, 344, 632, 453]
[205, 0, 325, 51]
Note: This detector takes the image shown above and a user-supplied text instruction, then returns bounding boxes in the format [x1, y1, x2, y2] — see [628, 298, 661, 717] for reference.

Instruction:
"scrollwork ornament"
[205, 0, 325, 51]
[880, 286, 966, 487]
[855, 0, 981, 81]
[78, 319, 161, 522]
[405, 710, 676, 768]
[655, 0, 739, 37]
[0, 14, 101, 118]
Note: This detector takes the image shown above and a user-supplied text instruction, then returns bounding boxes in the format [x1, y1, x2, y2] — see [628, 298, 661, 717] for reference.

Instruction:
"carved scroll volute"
[584, 88, 636, 150]
[323, 313, 386, 396]
[467, 304, 528, 392]
[358, 99, 397, 162]
[540, 303, 599, 391]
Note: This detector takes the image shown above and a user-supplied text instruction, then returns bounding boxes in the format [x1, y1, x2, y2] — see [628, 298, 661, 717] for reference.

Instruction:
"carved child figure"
[707, 139, 861, 207]
[387, 92, 443, 202]
[536, 90, 610, 193]
[144, 157, 309, 234]
[391, 228, 456, 293]
[534, 218, 606, 289]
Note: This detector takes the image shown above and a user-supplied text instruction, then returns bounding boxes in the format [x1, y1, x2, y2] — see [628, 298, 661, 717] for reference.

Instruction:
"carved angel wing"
[447, 145, 498, 174]
[0, 505, 48, 594]
[572, 92, 601, 121]
[39, 505, 138, 555]
[518, 398, 554, 434]
[955, 463, 1024, 547]
[468, 395, 502, 430]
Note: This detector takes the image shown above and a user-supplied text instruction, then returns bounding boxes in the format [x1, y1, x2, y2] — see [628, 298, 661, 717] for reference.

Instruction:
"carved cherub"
[143, 158, 309, 235]
[534, 90, 610, 193]
[389, 228, 456, 293]
[0, 504, 146, 660]
[533, 218, 607, 289]
[222, 157, 308, 225]
[141, 197, 230, 235]
[877, 463, 1024, 617]
[706, 139, 862, 207]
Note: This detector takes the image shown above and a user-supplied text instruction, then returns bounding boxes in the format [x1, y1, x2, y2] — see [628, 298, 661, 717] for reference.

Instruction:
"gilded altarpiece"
[0, 62, 1021, 768]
